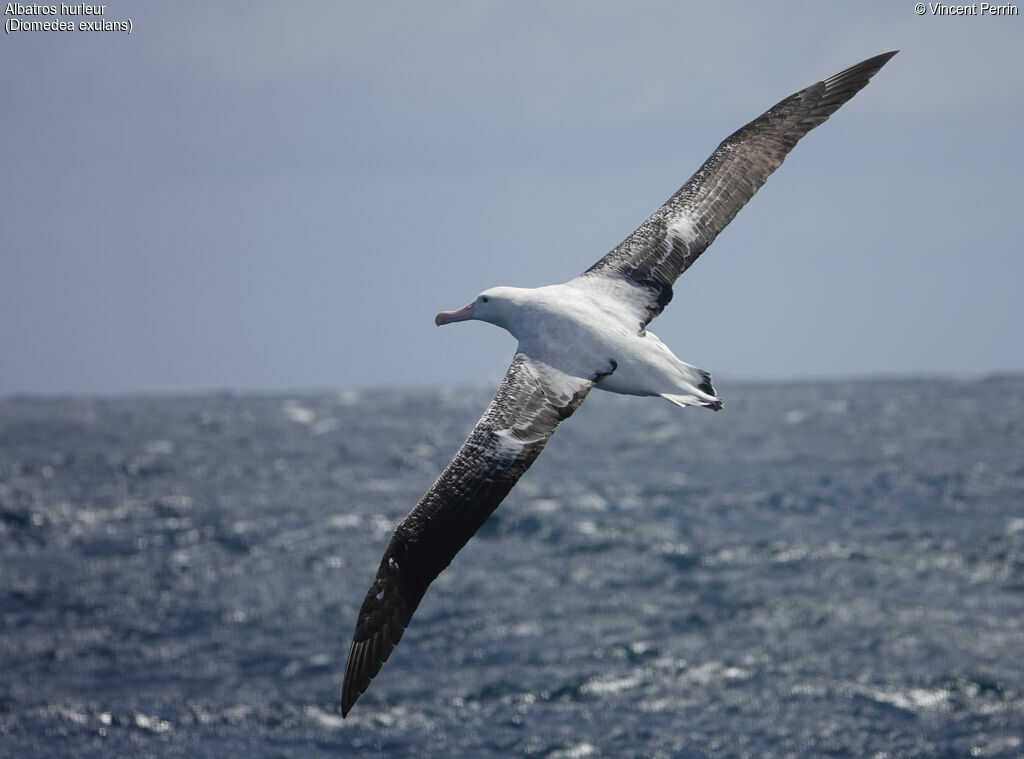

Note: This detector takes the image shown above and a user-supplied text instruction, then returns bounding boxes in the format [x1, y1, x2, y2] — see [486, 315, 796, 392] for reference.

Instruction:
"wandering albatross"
[341, 51, 897, 716]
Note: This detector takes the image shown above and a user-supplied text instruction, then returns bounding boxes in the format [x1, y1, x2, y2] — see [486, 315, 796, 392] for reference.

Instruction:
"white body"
[438, 279, 722, 410]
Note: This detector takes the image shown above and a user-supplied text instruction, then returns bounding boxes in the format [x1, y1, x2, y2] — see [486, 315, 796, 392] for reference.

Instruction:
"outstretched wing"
[341, 353, 596, 716]
[582, 51, 897, 326]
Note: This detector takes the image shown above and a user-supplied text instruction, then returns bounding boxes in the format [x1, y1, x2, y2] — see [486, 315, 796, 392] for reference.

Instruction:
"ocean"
[1, 376, 1022, 758]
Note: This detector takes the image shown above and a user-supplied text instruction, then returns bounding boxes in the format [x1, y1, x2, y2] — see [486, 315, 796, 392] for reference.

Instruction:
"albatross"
[341, 51, 897, 716]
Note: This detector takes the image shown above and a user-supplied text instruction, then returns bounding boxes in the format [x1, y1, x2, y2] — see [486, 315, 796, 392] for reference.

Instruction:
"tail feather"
[661, 392, 723, 411]
[696, 369, 716, 398]
[660, 365, 722, 410]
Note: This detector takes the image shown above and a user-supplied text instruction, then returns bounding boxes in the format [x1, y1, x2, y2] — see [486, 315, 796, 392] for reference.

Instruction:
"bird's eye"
[480, 296, 489, 303]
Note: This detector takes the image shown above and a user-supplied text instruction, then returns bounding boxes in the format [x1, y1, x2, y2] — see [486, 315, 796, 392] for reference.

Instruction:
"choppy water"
[1, 376, 1023, 758]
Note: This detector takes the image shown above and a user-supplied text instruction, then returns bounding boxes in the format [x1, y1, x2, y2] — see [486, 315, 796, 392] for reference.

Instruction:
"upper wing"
[582, 51, 897, 326]
[341, 353, 596, 716]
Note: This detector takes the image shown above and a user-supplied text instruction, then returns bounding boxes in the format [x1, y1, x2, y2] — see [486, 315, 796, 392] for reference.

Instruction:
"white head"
[434, 287, 520, 330]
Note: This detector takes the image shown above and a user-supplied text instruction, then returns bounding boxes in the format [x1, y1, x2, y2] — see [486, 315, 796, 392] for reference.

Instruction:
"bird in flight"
[341, 51, 897, 716]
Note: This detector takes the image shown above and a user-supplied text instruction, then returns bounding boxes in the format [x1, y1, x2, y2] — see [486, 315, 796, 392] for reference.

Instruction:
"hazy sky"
[2, 2, 1022, 396]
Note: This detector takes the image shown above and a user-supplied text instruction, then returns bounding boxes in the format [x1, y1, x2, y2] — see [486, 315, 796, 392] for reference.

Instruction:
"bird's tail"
[660, 366, 723, 410]
[661, 392, 723, 411]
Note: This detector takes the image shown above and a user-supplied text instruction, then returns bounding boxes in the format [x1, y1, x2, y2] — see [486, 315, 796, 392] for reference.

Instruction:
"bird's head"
[435, 287, 518, 330]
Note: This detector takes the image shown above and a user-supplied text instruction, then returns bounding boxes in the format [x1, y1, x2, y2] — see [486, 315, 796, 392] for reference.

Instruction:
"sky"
[2, 1, 1022, 396]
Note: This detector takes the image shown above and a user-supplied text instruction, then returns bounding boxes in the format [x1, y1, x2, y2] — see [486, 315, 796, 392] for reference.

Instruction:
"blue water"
[1, 376, 1022, 758]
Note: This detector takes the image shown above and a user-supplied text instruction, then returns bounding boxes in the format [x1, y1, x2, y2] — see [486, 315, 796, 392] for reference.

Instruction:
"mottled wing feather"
[341, 353, 595, 716]
[584, 51, 897, 324]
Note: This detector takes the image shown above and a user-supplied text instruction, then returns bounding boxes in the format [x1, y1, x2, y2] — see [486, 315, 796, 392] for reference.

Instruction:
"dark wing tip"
[772, 50, 897, 138]
[818, 50, 897, 102]
[340, 641, 370, 717]
[845, 50, 899, 72]
[341, 558, 418, 718]
[860, 50, 900, 69]
[341, 618, 409, 717]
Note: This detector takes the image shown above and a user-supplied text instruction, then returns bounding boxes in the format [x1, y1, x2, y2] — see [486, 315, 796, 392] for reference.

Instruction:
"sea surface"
[1, 376, 1023, 758]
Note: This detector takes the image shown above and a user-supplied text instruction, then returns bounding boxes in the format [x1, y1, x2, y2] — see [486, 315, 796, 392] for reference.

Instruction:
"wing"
[582, 51, 897, 326]
[341, 353, 597, 716]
